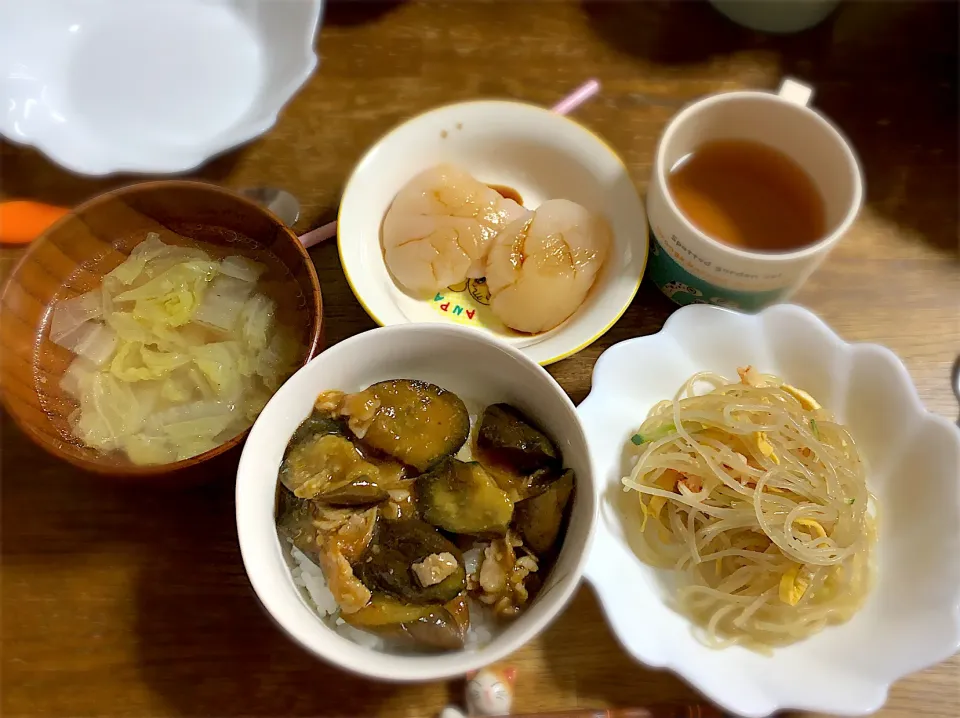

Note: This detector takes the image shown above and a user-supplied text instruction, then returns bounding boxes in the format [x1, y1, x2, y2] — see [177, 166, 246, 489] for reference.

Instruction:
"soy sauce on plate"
[488, 184, 523, 206]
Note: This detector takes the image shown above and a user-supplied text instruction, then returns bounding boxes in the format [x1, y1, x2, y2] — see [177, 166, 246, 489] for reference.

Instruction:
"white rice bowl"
[236, 323, 596, 681]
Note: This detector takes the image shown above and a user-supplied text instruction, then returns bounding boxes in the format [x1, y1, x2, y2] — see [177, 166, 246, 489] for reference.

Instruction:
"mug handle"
[778, 77, 814, 107]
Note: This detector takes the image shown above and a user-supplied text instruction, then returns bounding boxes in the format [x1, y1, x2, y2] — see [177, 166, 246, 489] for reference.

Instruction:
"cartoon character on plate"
[439, 666, 516, 718]
[447, 278, 492, 306]
[467, 277, 492, 306]
[661, 281, 703, 301]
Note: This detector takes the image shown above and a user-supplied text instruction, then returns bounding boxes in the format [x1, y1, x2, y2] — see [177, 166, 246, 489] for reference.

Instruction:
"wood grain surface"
[2, 2, 957, 717]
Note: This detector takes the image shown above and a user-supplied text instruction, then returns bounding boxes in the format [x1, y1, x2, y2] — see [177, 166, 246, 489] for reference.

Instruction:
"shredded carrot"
[679, 473, 703, 493]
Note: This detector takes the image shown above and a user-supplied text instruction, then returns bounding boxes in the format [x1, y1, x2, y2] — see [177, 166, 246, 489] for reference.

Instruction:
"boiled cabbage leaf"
[190, 342, 244, 398]
[50, 291, 103, 343]
[239, 294, 276, 352]
[53, 321, 118, 366]
[109, 342, 191, 382]
[192, 275, 255, 333]
[57, 234, 301, 465]
[219, 255, 266, 283]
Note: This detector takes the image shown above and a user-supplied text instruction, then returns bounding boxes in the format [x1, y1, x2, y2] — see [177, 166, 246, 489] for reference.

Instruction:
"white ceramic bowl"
[0, 0, 323, 175]
[236, 323, 597, 681]
[337, 100, 648, 366]
[578, 303, 960, 717]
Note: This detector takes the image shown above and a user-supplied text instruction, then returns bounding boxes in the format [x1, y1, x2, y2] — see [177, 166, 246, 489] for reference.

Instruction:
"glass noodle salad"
[52, 233, 301, 465]
[622, 367, 875, 652]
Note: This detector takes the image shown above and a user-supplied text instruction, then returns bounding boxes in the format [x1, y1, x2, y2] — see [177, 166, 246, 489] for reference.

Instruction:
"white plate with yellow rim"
[336, 100, 648, 366]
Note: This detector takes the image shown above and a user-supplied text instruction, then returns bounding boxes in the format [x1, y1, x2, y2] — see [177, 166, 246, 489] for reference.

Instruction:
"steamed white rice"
[290, 546, 338, 615]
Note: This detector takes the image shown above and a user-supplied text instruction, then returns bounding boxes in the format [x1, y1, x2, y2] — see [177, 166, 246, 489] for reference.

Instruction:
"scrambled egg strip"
[640, 471, 681, 531]
[754, 431, 780, 465]
[795, 518, 828, 539]
[779, 564, 813, 606]
[781, 384, 822, 411]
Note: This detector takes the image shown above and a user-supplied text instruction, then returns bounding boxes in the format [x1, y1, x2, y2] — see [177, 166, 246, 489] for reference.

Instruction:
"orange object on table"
[0, 200, 69, 244]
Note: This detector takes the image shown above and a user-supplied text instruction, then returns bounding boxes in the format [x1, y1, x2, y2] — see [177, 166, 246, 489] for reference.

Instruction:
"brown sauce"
[488, 184, 523, 205]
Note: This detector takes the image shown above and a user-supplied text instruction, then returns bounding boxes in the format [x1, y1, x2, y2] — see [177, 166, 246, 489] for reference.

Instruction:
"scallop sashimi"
[381, 164, 528, 295]
[485, 199, 610, 334]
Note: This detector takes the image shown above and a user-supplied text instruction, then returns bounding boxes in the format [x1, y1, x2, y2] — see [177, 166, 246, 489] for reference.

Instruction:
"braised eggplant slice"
[281, 430, 387, 503]
[476, 403, 559, 474]
[517, 466, 566, 502]
[477, 461, 565, 503]
[342, 593, 437, 626]
[513, 469, 575, 555]
[320, 477, 389, 507]
[397, 609, 465, 650]
[475, 404, 564, 501]
[343, 380, 470, 471]
[356, 519, 466, 604]
[343, 594, 464, 650]
[287, 410, 346, 450]
[276, 488, 319, 559]
[363, 455, 408, 488]
[417, 458, 514, 535]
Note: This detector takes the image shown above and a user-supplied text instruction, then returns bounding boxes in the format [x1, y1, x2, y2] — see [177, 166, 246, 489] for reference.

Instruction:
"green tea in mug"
[667, 139, 827, 252]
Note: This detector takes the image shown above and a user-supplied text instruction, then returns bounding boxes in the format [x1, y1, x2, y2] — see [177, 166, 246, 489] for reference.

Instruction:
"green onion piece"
[632, 422, 681, 446]
[810, 418, 820, 439]
[846, 498, 856, 505]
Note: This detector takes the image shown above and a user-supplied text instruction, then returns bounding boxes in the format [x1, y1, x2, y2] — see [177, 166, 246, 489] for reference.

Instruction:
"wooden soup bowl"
[0, 181, 323, 479]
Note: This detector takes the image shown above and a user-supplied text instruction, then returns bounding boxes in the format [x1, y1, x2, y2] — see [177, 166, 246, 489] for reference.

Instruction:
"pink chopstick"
[299, 221, 338, 249]
[300, 79, 602, 250]
[551, 78, 601, 116]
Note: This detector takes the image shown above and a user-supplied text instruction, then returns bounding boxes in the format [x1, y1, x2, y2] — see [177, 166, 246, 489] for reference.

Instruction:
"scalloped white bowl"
[0, 0, 323, 175]
[577, 303, 960, 717]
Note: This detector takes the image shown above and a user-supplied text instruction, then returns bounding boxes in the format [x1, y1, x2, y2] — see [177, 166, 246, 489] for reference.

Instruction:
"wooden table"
[2, 2, 957, 717]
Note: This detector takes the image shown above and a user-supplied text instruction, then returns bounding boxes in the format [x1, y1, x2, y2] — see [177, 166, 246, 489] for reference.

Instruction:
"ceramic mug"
[645, 79, 863, 310]
[709, 0, 842, 34]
